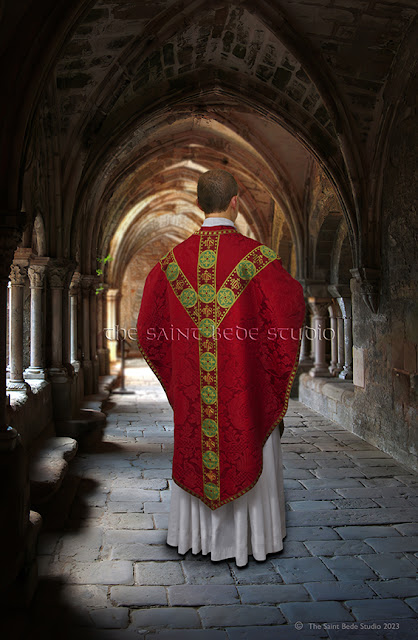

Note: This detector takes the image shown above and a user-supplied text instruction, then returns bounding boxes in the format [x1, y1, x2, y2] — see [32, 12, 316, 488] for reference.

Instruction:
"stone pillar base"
[339, 367, 353, 380]
[48, 367, 68, 383]
[23, 366, 48, 380]
[6, 379, 31, 393]
[71, 360, 81, 374]
[309, 367, 331, 378]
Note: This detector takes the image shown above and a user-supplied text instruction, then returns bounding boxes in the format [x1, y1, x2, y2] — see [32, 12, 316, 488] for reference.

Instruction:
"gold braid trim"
[194, 229, 238, 236]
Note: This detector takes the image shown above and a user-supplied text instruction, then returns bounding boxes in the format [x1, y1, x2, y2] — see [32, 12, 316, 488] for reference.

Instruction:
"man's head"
[197, 169, 239, 220]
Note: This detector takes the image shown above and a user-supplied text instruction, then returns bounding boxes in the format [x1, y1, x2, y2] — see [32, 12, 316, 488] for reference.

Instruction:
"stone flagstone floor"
[10, 360, 418, 640]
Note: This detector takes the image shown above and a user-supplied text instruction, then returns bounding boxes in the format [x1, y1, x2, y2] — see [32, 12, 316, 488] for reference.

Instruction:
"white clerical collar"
[201, 217, 236, 228]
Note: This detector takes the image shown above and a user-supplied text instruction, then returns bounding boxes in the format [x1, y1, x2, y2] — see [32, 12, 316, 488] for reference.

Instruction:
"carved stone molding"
[307, 297, 331, 317]
[48, 259, 75, 289]
[9, 264, 27, 287]
[81, 275, 95, 297]
[350, 267, 380, 314]
[27, 264, 47, 289]
[70, 271, 82, 296]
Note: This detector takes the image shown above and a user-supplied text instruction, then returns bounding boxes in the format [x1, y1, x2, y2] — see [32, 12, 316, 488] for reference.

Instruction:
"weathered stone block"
[110, 585, 167, 607]
[168, 585, 239, 606]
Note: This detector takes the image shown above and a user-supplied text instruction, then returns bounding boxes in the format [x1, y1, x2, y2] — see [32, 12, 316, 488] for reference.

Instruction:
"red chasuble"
[137, 225, 306, 510]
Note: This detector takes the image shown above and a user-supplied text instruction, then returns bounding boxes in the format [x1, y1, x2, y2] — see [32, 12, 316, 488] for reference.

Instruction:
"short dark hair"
[197, 170, 238, 214]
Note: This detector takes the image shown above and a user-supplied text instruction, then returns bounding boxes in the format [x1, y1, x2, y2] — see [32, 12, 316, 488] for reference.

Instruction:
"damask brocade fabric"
[137, 225, 305, 509]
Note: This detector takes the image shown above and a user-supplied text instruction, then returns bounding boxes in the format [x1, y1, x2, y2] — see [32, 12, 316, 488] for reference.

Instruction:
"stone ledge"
[300, 373, 354, 407]
[299, 373, 354, 435]
[30, 436, 78, 504]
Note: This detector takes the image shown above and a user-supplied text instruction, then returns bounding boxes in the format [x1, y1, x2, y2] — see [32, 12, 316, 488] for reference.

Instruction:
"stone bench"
[29, 436, 78, 505]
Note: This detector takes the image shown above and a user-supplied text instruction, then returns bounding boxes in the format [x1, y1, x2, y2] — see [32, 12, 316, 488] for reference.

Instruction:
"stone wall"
[350, 81, 417, 472]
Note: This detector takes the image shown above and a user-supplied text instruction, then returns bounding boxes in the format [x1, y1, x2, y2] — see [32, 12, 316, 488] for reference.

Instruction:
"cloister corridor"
[1, 361, 416, 640]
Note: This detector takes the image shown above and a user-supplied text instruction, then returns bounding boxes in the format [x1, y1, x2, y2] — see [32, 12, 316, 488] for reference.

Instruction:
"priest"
[136, 169, 306, 566]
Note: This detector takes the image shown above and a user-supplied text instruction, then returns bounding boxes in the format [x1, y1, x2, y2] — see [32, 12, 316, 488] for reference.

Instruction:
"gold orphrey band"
[197, 233, 221, 506]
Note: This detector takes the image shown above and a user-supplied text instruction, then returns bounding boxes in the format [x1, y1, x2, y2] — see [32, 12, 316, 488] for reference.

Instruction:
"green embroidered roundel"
[199, 249, 216, 269]
[201, 385, 217, 404]
[198, 284, 215, 303]
[200, 351, 216, 372]
[203, 450, 219, 469]
[180, 288, 197, 308]
[204, 482, 220, 500]
[260, 245, 277, 260]
[199, 318, 215, 337]
[217, 287, 235, 308]
[202, 418, 218, 437]
[166, 262, 179, 281]
[237, 259, 256, 280]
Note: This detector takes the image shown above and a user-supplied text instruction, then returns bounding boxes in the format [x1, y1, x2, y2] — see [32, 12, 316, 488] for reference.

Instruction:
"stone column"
[0, 213, 34, 609]
[7, 264, 30, 393]
[329, 285, 353, 380]
[328, 301, 340, 376]
[106, 288, 120, 363]
[48, 262, 68, 381]
[336, 312, 345, 375]
[90, 281, 99, 393]
[101, 284, 111, 375]
[62, 265, 75, 376]
[69, 273, 81, 373]
[337, 296, 353, 380]
[81, 275, 94, 395]
[308, 298, 331, 377]
[96, 287, 106, 376]
[0, 214, 25, 439]
[299, 307, 314, 366]
[24, 261, 48, 384]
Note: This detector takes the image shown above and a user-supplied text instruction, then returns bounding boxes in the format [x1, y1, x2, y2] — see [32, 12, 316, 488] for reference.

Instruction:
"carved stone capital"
[69, 272, 82, 296]
[107, 288, 120, 301]
[81, 275, 95, 297]
[48, 259, 75, 289]
[27, 264, 47, 289]
[350, 267, 380, 314]
[308, 297, 331, 317]
[9, 264, 27, 287]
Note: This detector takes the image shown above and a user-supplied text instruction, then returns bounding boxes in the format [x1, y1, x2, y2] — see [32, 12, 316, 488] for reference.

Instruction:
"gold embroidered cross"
[230, 278, 240, 290]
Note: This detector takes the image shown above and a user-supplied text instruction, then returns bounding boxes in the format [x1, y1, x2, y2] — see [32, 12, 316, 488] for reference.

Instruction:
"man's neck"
[205, 212, 234, 221]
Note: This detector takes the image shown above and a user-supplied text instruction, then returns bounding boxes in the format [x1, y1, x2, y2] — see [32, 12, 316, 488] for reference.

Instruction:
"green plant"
[95, 254, 113, 294]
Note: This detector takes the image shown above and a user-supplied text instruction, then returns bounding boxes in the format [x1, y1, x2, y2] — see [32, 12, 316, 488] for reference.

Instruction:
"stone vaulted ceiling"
[7, 0, 416, 284]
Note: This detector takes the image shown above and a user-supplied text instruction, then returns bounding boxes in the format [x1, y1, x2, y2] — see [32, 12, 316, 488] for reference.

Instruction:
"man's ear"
[231, 195, 238, 210]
